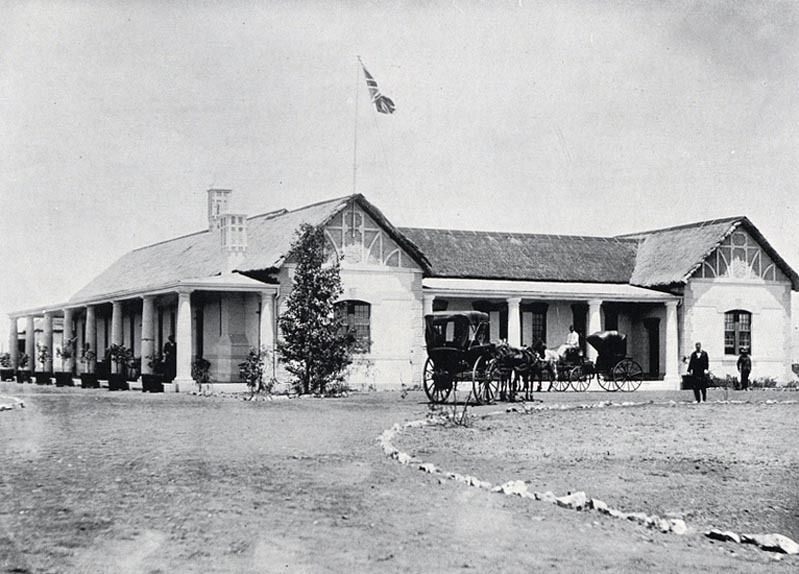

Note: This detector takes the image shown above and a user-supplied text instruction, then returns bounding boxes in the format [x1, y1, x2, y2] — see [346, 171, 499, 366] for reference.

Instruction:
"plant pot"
[108, 373, 129, 391]
[54, 372, 75, 387]
[141, 373, 164, 393]
[35, 372, 53, 385]
[16, 370, 31, 383]
[80, 373, 100, 389]
[0, 368, 15, 381]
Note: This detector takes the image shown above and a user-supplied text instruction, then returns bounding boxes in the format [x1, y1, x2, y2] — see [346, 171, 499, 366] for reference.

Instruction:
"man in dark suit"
[687, 341, 709, 403]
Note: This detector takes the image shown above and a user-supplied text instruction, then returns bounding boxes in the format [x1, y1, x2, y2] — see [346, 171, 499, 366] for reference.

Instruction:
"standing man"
[737, 347, 751, 391]
[687, 341, 709, 403]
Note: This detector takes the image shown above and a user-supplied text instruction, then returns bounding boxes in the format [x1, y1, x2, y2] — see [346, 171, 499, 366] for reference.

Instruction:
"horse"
[530, 339, 560, 391]
[493, 342, 539, 401]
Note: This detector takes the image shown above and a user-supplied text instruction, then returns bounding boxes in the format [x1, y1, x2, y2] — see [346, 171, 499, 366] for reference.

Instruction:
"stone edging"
[379, 398, 799, 557]
[0, 395, 25, 412]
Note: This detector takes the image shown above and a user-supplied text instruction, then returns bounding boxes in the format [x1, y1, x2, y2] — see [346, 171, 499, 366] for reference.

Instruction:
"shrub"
[17, 352, 29, 369]
[0, 352, 11, 368]
[239, 347, 274, 396]
[750, 376, 779, 389]
[36, 344, 51, 370]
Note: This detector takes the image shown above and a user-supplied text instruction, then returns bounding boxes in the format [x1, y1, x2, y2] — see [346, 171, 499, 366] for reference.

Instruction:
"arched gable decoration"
[324, 203, 420, 269]
[697, 230, 782, 282]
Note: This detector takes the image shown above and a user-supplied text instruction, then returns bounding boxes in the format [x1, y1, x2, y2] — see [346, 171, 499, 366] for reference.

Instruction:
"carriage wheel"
[568, 366, 591, 392]
[550, 369, 570, 392]
[471, 356, 499, 405]
[612, 358, 644, 392]
[596, 370, 617, 392]
[423, 357, 453, 403]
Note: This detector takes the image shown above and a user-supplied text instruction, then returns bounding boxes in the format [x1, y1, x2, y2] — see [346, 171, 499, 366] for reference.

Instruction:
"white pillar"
[260, 291, 276, 379]
[75, 315, 85, 375]
[586, 299, 603, 361]
[25, 316, 35, 372]
[42, 312, 54, 372]
[140, 296, 156, 375]
[173, 290, 194, 392]
[85, 305, 96, 374]
[506, 297, 522, 346]
[664, 300, 680, 389]
[8, 317, 18, 370]
[423, 294, 434, 316]
[110, 301, 123, 374]
[62, 308, 74, 373]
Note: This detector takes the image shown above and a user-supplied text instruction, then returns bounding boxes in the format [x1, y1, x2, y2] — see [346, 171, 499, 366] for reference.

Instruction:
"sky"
[1, 0, 798, 345]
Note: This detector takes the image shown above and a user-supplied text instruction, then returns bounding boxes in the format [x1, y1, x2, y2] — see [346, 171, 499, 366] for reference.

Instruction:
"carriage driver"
[555, 325, 581, 360]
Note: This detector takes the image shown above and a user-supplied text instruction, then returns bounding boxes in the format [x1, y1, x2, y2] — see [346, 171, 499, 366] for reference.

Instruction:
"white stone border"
[0, 395, 25, 412]
[379, 398, 799, 556]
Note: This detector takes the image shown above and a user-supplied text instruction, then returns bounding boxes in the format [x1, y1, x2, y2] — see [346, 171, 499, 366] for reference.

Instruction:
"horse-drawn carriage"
[422, 311, 496, 403]
[545, 330, 644, 392]
[423, 312, 644, 403]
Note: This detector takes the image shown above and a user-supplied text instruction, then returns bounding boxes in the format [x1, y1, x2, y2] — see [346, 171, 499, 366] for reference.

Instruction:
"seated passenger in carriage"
[555, 325, 582, 362]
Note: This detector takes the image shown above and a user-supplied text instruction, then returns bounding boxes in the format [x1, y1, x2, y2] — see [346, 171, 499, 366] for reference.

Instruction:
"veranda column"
[85, 306, 96, 374]
[62, 308, 74, 373]
[506, 297, 522, 346]
[43, 312, 54, 372]
[663, 300, 680, 389]
[422, 294, 434, 316]
[110, 301, 123, 373]
[140, 296, 156, 375]
[25, 316, 35, 372]
[75, 314, 85, 375]
[173, 290, 194, 392]
[8, 317, 18, 369]
[586, 299, 603, 361]
[259, 291, 276, 374]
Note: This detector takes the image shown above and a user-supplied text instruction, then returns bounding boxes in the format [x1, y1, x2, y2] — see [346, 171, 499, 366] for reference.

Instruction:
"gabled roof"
[399, 227, 638, 283]
[70, 194, 429, 304]
[619, 216, 799, 290]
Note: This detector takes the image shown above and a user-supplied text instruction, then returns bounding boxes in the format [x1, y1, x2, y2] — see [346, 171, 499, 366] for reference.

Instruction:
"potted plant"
[54, 336, 77, 387]
[35, 344, 52, 385]
[79, 344, 99, 388]
[192, 357, 211, 394]
[0, 352, 14, 381]
[142, 352, 164, 393]
[16, 352, 31, 383]
[106, 344, 132, 391]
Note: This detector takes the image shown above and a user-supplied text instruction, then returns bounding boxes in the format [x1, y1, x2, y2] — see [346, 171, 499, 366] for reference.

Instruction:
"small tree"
[277, 224, 356, 395]
[79, 344, 96, 374]
[57, 336, 78, 371]
[37, 344, 51, 372]
[239, 347, 272, 397]
[0, 353, 11, 368]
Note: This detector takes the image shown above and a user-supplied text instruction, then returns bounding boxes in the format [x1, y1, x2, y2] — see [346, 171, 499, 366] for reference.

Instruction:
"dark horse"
[530, 339, 559, 392]
[493, 342, 548, 401]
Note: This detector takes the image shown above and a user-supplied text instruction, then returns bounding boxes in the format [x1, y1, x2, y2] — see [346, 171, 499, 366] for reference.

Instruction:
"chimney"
[219, 213, 248, 274]
[207, 188, 233, 230]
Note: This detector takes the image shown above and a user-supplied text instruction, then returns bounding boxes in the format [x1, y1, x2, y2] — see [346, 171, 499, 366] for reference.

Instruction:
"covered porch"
[8, 273, 278, 392]
[421, 278, 682, 389]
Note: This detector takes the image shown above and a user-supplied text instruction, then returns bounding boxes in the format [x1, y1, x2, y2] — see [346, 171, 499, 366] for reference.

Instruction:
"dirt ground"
[1, 383, 797, 573]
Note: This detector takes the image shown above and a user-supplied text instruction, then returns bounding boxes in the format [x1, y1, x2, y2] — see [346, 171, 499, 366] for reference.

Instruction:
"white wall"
[684, 278, 792, 381]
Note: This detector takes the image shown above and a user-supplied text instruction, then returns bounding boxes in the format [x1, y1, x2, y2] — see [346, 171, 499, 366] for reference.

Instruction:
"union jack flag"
[359, 59, 395, 114]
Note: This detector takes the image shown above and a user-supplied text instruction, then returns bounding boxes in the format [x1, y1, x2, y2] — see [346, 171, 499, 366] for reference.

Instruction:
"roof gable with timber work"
[69, 194, 429, 303]
[618, 216, 799, 290]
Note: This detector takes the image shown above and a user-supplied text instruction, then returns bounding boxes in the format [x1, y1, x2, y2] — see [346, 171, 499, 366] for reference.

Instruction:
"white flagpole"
[352, 56, 360, 195]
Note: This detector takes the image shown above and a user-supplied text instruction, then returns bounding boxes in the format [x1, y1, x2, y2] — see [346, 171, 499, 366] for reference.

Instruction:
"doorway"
[643, 318, 660, 377]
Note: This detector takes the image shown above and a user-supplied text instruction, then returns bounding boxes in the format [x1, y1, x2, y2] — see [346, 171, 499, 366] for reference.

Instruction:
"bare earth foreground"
[1, 383, 797, 573]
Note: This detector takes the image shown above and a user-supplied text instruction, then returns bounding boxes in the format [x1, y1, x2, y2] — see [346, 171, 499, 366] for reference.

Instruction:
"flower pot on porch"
[107, 373, 129, 391]
[35, 372, 53, 385]
[80, 373, 99, 389]
[16, 370, 31, 383]
[0, 368, 15, 381]
[141, 373, 164, 393]
[54, 372, 74, 387]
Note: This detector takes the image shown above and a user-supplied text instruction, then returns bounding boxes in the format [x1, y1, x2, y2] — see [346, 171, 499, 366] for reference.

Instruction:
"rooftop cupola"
[219, 213, 248, 273]
[207, 188, 233, 230]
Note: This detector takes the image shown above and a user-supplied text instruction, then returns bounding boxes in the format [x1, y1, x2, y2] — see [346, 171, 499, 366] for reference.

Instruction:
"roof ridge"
[131, 228, 210, 252]
[615, 215, 746, 238]
[398, 226, 634, 242]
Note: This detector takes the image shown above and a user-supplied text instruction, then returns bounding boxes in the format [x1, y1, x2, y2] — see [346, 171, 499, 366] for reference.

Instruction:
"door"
[643, 318, 660, 377]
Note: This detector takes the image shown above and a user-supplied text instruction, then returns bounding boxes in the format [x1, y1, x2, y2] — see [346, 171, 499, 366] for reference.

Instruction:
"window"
[724, 310, 751, 355]
[336, 301, 371, 353]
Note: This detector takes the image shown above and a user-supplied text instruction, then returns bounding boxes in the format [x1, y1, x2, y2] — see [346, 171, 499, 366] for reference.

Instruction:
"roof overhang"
[9, 273, 278, 318]
[423, 278, 680, 303]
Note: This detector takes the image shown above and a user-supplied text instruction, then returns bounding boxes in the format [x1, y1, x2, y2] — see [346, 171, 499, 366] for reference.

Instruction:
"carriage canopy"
[424, 311, 490, 350]
[585, 330, 627, 359]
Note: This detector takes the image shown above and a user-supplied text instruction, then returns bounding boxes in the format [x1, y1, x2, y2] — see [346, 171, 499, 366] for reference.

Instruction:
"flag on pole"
[359, 58, 395, 114]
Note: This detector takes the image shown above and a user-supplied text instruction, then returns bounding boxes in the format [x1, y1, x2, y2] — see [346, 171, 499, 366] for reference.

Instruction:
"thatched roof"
[620, 216, 799, 289]
[70, 194, 429, 303]
[399, 228, 638, 283]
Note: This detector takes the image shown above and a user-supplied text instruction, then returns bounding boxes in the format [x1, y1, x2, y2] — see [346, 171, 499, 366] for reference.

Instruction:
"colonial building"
[7, 191, 798, 391]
